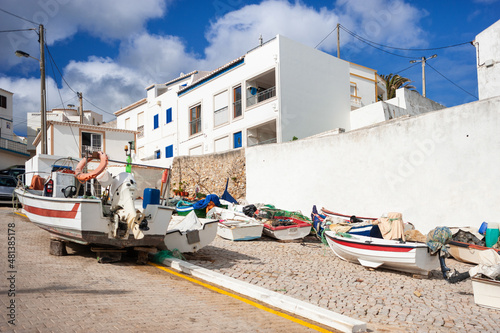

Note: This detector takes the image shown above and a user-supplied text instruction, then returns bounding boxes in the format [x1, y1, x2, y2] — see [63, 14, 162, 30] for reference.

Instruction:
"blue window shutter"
[165, 145, 173, 158]
[166, 108, 172, 124]
[154, 114, 159, 129]
[155, 150, 160, 159]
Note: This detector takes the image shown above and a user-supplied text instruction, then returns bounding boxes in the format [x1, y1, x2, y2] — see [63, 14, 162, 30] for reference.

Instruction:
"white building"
[115, 35, 388, 166]
[27, 107, 104, 154]
[0, 88, 29, 169]
[475, 19, 500, 100]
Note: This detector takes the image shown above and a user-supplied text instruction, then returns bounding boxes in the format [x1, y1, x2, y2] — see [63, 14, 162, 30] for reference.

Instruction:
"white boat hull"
[15, 188, 173, 247]
[162, 217, 218, 253]
[325, 231, 439, 275]
[472, 277, 500, 310]
[217, 221, 263, 241]
[262, 224, 311, 240]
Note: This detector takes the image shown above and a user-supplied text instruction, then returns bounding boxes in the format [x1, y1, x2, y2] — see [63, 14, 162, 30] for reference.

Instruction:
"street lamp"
[15, 24, 47, 155]
[410, 54, 437, 98]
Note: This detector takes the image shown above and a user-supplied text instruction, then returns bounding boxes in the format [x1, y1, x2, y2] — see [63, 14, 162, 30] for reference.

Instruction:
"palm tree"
[380, 74, 415, 100]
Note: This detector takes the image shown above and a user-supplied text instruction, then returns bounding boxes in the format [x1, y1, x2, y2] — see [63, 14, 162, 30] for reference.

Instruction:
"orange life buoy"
[75, 151, 108, 182]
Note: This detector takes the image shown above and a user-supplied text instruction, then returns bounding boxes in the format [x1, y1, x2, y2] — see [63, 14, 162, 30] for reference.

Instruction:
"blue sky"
[1, 0, 499, 137]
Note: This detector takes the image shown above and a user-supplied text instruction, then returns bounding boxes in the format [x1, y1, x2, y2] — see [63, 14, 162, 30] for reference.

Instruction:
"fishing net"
[258, 206, 311, 222]
[151, 249, 185, 263]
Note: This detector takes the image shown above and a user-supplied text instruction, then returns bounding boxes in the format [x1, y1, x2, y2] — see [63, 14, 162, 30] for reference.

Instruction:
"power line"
[340, 25, 417, 59]
[339, 24, 472, 52]
[0, 8, 39, 26]
[395, 62, 420, 75]
[315, 25, 338, 49]
[426, 63, 478, 99]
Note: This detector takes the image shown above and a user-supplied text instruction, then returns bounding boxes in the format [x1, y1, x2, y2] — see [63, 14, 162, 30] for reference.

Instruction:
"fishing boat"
[262, 216, 312, 241]
[14, 151, 174, 249]
[207, 207, 263, 241]
[448, 240, 500, 265]
[161, 212, 218, 253]
[324, 231, 440, 275]
[471, 276, 500, 310]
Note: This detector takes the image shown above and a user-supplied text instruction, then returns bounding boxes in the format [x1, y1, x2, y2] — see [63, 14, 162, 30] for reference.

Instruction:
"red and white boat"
[262, 216, 311, 241]
[15, 153, 174, 248]
[324, 231, 439, 275]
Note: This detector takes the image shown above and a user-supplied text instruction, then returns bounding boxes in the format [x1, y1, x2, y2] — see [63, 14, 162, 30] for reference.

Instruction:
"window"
[153, 114, 159, 129]
[155, 149, 160, 159]
[81, 132, 102, 154]
[189, 104, 201, 135]
[0, 95, 6, 109]
[214, 91, 228, 127]
[233, 86, 242, 118]
[125, 117, 130, 129]
[165, 145, 173, 158]
[166, 108, 172, 124]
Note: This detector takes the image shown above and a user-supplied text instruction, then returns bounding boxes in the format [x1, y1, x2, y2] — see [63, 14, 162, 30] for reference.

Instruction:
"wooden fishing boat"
[218, 219, 263, 241]
[14, 153, 174, 249]
[207, 207, 263, 241]
[471, 276, 500, 310]
[262, 216, 312, 241]
[324, 231, 439, 275]
[162, 213, 218, 253]
[448, 240, 500, 265]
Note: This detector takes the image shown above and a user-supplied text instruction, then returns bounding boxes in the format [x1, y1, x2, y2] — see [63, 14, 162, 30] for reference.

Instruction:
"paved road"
[0, 207, 335, 333]
[185, 229, 499, 332]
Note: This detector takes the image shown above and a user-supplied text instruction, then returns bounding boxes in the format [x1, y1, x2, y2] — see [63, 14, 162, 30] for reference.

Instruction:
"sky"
[0, 0, 499, 137]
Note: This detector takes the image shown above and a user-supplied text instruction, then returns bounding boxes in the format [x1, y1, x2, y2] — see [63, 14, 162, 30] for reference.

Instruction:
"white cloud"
[2, 0, 430, 136]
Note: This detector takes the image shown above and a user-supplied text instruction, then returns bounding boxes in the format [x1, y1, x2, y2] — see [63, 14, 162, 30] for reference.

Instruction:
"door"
[233, 131, 242, 149]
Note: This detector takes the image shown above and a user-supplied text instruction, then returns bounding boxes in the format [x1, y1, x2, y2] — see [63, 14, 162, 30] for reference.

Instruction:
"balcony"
[0, 137, 28, 156]
[247, 86, 276, 107]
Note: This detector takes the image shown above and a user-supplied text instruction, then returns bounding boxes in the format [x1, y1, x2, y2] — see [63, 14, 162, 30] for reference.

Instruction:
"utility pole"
[77, 92, 83, 124]
[39, 24, 47, 154]
[410, 54, 437, 97]
[337, 23, 340, 59]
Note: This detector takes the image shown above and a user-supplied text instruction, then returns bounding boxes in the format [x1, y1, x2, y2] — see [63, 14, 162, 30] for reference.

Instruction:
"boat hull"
[15, 188, 173, 247]
[263, 217, 312, 241]
[325, 231, 439, 275]
[162, 217, 218, 253]
[471, 277, 500, 310]
[217, 221, 263, 241]
[448, 240, 500, 265]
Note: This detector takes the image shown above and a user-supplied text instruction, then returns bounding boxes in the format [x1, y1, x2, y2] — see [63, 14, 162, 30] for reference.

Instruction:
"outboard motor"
[97, 171, 147, 240]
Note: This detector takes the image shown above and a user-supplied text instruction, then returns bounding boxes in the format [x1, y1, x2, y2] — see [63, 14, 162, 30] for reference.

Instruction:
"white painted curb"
[160, 257, 367, 333]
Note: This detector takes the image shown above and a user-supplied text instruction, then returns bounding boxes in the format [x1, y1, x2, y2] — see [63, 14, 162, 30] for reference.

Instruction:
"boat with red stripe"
[324, 231, 439, 275]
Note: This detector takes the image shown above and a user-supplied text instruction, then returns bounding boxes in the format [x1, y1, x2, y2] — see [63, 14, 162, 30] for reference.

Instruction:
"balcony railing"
[214, 106, 228, 127]
[137, 125, 144, 138]
[350, 95, 362, 109]
[246, 86, 276, 107]
[0, 137, 28, 156]
[189, 118, 201, 135]
[233, 100, 242, 118]
[247, 137, 277, 147]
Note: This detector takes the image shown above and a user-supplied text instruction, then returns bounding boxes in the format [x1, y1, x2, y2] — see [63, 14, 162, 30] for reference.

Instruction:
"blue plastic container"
[143, 188, 160, 209]
[485, 222, 499, 248]
[479, 221, 488, 235]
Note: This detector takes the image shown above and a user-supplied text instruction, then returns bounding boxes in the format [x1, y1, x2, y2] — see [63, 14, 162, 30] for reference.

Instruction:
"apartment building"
[115, 35, 386, 167]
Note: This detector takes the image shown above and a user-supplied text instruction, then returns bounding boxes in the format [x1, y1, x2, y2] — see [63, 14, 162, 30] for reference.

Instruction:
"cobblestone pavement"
[184, 234, 499, 333]
[0, 208, 334, 333]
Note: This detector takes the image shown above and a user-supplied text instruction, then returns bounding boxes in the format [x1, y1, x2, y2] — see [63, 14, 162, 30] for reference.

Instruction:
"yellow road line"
[149, 262, 333, 333]
[14, 211, 27, 218]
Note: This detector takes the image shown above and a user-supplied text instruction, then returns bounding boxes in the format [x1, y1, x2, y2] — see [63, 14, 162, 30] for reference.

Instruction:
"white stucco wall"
[246, 96, 500, 233]
[475, 19, 500, 100]
[279, 36, 351, 140]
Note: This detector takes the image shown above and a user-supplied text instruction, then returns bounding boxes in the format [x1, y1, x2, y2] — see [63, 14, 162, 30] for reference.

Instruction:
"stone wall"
[170, 149, 246, 200]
